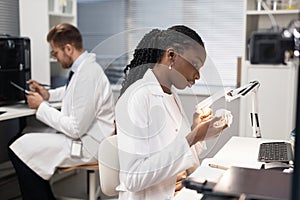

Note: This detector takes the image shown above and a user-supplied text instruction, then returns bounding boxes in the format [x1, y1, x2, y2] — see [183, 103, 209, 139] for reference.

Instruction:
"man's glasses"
[50, 50, 59, 58]
[50, 46, 65, 58]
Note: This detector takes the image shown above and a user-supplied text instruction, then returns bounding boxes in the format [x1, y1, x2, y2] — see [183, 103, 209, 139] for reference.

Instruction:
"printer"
[249, 29, 294, 64]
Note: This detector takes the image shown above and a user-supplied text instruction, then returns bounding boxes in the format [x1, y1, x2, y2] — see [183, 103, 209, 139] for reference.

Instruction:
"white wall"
[19, 0, 50, 84]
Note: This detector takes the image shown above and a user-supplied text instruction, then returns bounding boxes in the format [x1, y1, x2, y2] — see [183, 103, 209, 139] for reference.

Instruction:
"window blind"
[0, 0, 19, 36]
[126, 0, 244, 87]
[78, 0, 244, 87]
[78, 0, 127, 84]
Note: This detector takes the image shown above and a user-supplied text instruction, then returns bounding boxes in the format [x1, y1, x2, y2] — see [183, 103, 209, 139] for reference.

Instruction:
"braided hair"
[119, 25, 205, 97]
[120, 29, 163, 96]
[168, 25, 204, 48]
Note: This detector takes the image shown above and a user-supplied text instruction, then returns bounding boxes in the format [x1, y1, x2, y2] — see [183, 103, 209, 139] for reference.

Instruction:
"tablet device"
[10, 81, 30, 95]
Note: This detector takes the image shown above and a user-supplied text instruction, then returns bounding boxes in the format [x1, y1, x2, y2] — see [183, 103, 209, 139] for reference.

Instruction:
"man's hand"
[26, 92, 44, 109]
[27, 80, 50, 100]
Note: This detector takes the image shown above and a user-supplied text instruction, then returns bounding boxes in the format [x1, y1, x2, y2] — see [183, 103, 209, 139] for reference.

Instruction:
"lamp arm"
[251, 88, 262, 138]
[225, 80, 260, 102]
[225, 80, 262, 138]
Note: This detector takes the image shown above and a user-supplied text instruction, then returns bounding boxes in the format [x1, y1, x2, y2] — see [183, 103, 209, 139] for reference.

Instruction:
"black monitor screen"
[291, 62, 300, 200]
[291, 25, 300, 200]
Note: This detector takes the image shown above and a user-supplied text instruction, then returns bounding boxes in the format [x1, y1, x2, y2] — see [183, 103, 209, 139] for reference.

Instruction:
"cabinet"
[19, 0, 77, 86]
[240, 62, 298, 140]
[240, 0, 300, 140]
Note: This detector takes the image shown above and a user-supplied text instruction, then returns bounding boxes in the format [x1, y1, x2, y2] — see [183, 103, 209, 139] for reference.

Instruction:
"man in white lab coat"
[8, 23, 115, 200]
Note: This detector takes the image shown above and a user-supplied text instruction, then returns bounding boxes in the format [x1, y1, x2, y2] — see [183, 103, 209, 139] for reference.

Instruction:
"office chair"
[56, 162, 100, 200]
[98, 135, 119, 197]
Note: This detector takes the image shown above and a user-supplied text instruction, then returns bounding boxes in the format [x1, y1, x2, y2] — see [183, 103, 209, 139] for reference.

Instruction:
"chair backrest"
[98, 135, 119, 197]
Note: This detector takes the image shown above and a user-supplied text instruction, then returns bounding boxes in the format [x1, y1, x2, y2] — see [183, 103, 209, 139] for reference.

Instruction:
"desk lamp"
[225, 81, 261, 138]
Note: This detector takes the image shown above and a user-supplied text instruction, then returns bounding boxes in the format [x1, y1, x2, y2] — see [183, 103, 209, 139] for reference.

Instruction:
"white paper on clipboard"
[195, 87, 231, 113]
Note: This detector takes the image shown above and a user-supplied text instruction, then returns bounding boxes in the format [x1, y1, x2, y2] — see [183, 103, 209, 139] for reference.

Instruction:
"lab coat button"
[175, 128, 178, 132]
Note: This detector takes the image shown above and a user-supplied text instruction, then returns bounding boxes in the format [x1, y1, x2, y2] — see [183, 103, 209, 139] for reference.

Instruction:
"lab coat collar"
[64, 53, 96, 92]
[143, 69, 184, 114]
[70, 51, 89, 73]
[75, 53, 96, 73]
[142, 69, 164, 96]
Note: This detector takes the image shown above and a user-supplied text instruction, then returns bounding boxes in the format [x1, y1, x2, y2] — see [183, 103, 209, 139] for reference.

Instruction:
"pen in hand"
[26, 81, 51, 88]
[38, 83, 51, 87]
[208, 163, 229, 170]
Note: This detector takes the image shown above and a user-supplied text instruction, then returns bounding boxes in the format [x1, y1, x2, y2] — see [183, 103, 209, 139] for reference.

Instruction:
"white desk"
[0, 101, 61, 121]
[175, 136, 289, 200]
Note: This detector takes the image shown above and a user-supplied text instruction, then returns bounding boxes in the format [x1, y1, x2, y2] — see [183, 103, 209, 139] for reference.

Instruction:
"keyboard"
[258, 142, 293, 163]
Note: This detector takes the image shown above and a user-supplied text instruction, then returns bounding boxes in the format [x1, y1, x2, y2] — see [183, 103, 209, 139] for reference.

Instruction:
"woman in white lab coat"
[115, 26, 227, 200]
[8, 23, 115, 200]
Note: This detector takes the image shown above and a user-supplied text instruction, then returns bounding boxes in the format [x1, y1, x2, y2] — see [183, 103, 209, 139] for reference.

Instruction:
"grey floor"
[0, 161, 118, 200]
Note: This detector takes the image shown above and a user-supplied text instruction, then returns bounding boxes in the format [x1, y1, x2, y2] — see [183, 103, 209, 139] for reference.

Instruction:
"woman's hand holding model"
[187, 111, 227, 147]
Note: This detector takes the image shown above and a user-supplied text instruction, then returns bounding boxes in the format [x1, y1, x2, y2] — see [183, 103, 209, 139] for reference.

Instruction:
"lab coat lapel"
[172, 89, 190, 128]
[143, 69, 191, 135]
[142, 69, 186, 119]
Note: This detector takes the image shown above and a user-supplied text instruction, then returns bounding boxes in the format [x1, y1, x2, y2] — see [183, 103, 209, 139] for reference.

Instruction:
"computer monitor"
[291, 58, 300, 200]
[290, 20, 300, 200]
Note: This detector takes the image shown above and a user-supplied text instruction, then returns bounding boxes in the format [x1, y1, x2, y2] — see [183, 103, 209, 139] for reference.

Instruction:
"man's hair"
[119, 25, 205, 97]
[47, 23, 83, 50]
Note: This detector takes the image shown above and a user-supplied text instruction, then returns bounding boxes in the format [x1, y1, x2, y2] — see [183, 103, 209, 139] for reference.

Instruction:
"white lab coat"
[115, 69, 206, 200]
[10, 53, 115, 180]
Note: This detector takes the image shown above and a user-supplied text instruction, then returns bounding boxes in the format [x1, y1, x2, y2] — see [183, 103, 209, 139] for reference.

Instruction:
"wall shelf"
[48, 12, 75, 18]
[247, 9, 300, 15]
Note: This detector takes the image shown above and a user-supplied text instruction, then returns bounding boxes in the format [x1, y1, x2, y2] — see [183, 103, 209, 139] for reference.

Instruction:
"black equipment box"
[0, 35, 31, 105]
[249, 31, 294, 64]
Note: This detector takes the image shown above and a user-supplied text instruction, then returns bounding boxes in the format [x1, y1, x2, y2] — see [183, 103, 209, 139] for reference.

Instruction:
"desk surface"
[0, 101, 61, 121]
[213, 136, 286, 166]
[175, 136, 289, 200]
